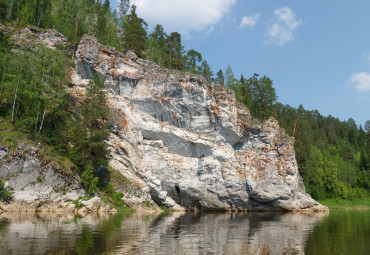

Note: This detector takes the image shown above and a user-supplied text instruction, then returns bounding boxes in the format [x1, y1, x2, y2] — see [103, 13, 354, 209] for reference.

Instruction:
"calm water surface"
[0, 210, 369, 254]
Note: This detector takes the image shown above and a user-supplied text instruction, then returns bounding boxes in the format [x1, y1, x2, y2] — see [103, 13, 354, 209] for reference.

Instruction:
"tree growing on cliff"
[148, 24, 167, 66]
[122, 5, 147, 58]
[96, 1, 107, 44]
[185, 49, 202, 74]
[215, 69, 225, 85]
[199, 60, 213, 81]
[0, 0, 6, 21]
[69, 74, 111, 174]
[165, 32, 185, 69]
[0, 179, 12, 202]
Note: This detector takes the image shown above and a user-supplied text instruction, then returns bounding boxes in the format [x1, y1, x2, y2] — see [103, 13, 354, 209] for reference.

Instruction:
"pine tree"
[122, 5, 147, 58]
[102, 0, 110, 14]
[185, 50, 202, 73]
[96, 3, 107, 43]
[215, 69, 224, 85]
[199, 60, 213, 81]
[225, 65, 236, 88]
[0, 0, 6, 21]
[70, 74, 111, 171]
[148, 24, 167, 66]
[166, 32, 184, 70]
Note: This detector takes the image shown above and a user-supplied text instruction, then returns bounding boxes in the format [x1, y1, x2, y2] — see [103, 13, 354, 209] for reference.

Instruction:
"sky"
[112, 0, 370, 127]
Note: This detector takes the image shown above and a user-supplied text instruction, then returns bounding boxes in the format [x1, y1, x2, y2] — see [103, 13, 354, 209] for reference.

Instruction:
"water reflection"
[0, 211, 330, 254]
[305, 210, 370, 255]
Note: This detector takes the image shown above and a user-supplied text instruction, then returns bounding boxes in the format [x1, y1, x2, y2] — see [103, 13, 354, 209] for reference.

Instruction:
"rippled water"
[0, 210, 369, 254]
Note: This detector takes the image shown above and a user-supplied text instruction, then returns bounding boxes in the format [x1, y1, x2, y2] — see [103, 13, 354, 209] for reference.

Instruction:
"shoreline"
[318, 198, 370, 210]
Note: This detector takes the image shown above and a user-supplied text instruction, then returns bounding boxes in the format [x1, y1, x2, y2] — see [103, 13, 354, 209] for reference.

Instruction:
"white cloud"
[240, 14, 260, 28]
[350, 72, 370, 91]
[128, 0, 236, 35]
[265, 7, 302, 47]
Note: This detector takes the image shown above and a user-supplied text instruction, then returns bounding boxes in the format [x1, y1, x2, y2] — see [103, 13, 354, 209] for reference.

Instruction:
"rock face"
[72, 35, 326, 212]
[0, 143, 113, 213]
[10, 26, 68, 50]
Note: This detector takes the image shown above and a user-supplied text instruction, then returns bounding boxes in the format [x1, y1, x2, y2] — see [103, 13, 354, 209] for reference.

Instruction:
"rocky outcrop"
[0, 143, 114, 213]
[71, 35, 327, 212]
[1, 27, 326, 212]
[10, 26, 68, 50]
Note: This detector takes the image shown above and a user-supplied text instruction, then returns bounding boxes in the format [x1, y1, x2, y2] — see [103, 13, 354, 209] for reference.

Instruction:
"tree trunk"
[37, 106, 46, 137]
[72, 2, 81, 60]
[34, 0, 40, 26]
[34, 107, 40, 136]
[116, 0, 123, 19]
[293, 118, 298, 137]
[0, 65, 6, 98]
[11, 66, 22, 123]
[72, 16, 79, 60]
[37, 12, 43, 27]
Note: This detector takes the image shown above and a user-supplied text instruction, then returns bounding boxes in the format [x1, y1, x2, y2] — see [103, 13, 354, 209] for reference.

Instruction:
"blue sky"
[112, 0, 370, 127]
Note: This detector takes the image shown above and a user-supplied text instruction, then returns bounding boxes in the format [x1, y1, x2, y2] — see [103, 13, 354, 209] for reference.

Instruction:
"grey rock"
[71, 34, 327, 212]
[0, 143, 112, 213]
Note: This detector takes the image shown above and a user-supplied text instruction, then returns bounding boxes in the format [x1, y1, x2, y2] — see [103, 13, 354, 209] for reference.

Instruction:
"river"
[0, 210, 369, 254]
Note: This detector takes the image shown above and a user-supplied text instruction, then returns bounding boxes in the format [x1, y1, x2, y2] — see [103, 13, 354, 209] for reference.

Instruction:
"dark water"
[0, 210, 369, 254]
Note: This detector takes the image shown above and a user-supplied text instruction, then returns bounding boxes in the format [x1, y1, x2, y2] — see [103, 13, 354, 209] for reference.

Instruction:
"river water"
[0, 210, 369, 254]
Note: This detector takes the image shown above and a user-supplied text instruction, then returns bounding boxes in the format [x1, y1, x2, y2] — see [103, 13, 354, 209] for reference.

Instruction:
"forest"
[0, 0, 369, 201]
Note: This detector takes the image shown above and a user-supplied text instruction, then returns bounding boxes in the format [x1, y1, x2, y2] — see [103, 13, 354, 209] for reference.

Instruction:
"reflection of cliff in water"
[115, 211, 329, 255]
[0, 211, 328, 255]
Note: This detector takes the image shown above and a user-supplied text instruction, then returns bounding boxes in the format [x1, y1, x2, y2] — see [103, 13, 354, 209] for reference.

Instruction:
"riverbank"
[318, 198, 370, 209]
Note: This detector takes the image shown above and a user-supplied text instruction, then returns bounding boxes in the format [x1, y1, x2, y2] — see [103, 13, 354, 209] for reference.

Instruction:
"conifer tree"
[122, 5, 147, 58]
[148, 24, 167, 66]
[186, 50, 202, 73]
[70, 74, 110, 171]
[0, 0, 6, 21]
[215, 69, 224, 85]
[166, 32, 184, 70]
[199, 60, 213, 81]
[96, 2, 107, 44]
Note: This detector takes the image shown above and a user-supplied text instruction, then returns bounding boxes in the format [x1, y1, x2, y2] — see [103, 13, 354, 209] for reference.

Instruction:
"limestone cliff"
[0, 143, 114, 213]
[71, 35, 326, 212]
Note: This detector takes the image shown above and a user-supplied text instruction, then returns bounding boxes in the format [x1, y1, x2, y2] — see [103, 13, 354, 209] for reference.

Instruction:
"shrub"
[80, 164, 98, 195]
[0, 180, 12, 202]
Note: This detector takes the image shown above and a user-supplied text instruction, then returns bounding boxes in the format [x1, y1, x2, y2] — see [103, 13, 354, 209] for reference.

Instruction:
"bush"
[99, 184, 125, 208]
[80, 164, 98, 195]
[0, 180, 12, 202]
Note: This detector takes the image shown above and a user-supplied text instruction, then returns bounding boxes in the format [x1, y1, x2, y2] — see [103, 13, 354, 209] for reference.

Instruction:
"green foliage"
[273, 102, 370, 200]
[0, 0, 6, 21]
[165, 32, 184, 69]
[69, 74, 110, 171]
[230, 72, 277, 120]
[0, 43, 71, 141]
[215, 69, 225, 85]
[199, 60, 213, 81]
[122, 5, 147, 58]
[99, 183, 125, 208]
[185, 49, 202, 73]
[148, 24, 167, 66]
[1, 1, 368, 205]
[0, 179, 12, 202]
[80, 164, 98, 195]
[318, 198, 370, 209]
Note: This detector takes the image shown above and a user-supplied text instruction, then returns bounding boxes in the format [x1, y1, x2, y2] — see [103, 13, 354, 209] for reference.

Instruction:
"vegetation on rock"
[0, 179, 12, 202]
[0, 0, 369, 204]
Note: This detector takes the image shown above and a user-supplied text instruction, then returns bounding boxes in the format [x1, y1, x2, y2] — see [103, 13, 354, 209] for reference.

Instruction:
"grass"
[64, 196, 92, 209]
[159, 206, 174, 213]
[0, 117, 76, 174]
[318, 198, 370, 209]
